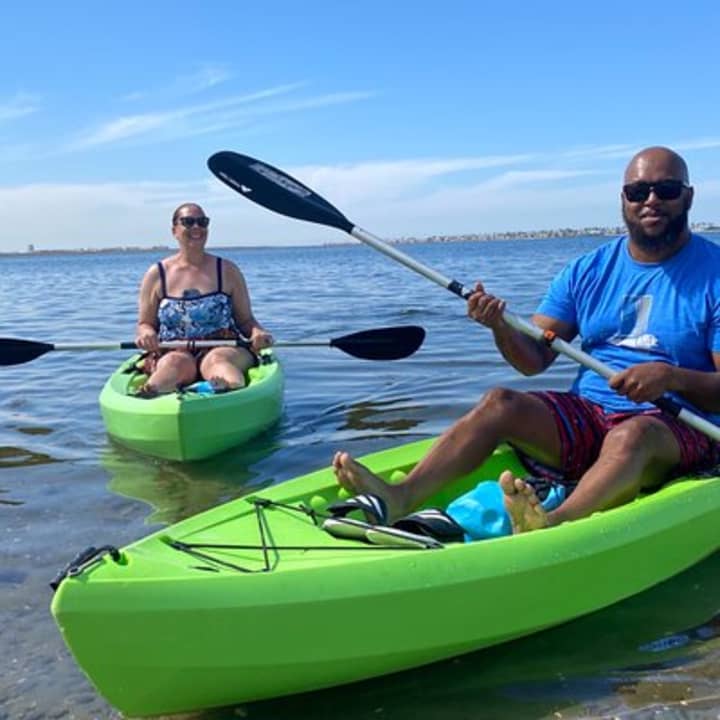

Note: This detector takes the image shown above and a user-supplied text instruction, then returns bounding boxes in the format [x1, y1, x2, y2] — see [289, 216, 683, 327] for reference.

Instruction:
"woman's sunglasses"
[176, 216, 210, 228]
[622, 180, 689, 203]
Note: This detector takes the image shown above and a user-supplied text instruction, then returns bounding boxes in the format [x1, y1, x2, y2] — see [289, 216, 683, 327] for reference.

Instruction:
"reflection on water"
[14, 425, 53, 436]
[341, 397, 426, 433]
[101, 434, 282, 525]
[0, 444, 59, 468]
[0, 490, 22, 506]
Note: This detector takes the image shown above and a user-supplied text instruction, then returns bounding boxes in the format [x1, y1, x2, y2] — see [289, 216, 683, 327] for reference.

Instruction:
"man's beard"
[623, 207, 689, 252]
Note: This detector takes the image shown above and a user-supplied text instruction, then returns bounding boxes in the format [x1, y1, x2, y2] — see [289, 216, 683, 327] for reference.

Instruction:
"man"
[333, 146, 720, 534]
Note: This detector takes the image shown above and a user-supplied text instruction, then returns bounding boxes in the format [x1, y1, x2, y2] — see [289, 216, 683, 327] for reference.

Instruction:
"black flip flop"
[392, 508, 465, 543]
[327, 492, 389, 526]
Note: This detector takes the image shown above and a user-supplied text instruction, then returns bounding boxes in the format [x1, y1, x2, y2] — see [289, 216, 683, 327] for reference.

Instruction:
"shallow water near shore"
[2, 236, 719, 719]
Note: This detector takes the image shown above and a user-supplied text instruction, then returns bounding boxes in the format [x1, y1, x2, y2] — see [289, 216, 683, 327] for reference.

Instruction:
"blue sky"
[2, 0, 720, 252]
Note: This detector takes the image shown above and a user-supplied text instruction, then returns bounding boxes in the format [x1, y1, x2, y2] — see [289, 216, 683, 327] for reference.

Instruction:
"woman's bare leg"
[199, 347, 256, 389]
[144, 351, 197, 394]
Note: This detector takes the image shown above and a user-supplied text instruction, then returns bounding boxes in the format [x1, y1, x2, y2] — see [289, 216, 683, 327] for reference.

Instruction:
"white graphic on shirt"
[609, 294, 659, 349]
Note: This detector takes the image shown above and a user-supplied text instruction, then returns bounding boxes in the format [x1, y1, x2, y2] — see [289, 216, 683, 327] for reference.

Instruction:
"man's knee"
[477, 387, 526, 412]
[467, 387, 529, 427]
[603, 417, 679, 462]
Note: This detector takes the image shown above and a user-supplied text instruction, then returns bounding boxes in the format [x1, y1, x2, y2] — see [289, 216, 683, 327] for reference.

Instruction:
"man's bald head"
[624, 146, 690, 185]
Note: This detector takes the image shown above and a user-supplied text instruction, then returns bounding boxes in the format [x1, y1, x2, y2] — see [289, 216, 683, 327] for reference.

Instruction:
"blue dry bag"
[446, 479, 566, 542]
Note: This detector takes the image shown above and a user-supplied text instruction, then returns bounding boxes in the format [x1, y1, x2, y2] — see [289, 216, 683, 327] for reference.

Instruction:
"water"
[1, 238, 719, 719]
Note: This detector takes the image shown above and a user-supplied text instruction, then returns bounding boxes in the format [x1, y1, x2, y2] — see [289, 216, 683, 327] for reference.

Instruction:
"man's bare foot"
[332, 452, 407, 520]
[499, 470, 549, 533]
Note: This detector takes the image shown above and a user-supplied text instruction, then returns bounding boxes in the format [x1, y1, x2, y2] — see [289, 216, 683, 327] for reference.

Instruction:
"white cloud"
[672, 137, 720, 152]
[4, 146, 720, 253]
[0, 93, 40, 122]
[181, 63, 233, 92]
[66, 84, 371, 151]
[73, 113, 173, 147]
[291, 154, 537, 207]
[120, 63, 234, 102]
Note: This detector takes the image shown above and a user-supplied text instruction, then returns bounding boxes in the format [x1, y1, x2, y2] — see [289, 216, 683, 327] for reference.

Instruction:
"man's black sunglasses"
[622, 180, 689, 203]
[176, 216, 210, 228]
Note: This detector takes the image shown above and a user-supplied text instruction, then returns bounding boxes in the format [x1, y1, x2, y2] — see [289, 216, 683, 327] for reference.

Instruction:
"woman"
[134, 202, 273, 396]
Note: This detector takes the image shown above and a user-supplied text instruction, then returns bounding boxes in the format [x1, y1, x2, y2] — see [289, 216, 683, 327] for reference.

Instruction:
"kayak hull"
[98, 351, 284, 461]
[51, 438, 720, 716]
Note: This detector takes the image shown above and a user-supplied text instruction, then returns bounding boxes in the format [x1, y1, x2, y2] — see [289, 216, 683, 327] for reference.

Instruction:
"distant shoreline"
[3, 225, 719, 257]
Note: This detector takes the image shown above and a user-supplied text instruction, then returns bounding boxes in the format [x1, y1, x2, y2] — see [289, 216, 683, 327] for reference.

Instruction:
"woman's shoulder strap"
[156, 261, 168, 297]
[216, 256, 224, 292]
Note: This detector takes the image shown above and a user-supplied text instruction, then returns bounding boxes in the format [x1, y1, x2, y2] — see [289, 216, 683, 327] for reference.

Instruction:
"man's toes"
[499, 470, 517, 494]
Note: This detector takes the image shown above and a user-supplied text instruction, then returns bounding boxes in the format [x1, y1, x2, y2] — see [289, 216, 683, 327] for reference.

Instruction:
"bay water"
[2, 237, 719, 719]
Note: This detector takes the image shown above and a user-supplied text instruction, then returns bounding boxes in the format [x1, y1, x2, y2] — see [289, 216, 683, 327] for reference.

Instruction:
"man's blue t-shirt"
[536, 234, 720, 421]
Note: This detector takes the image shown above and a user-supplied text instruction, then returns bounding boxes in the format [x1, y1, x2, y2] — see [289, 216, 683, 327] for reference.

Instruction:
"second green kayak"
[98, 350, 284, 461]
[51, 437, 720, 716]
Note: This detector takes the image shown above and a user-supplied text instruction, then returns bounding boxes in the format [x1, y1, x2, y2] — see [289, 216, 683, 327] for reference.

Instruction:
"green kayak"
[98, 350, 284, 461]
[51, 438, 720, 716]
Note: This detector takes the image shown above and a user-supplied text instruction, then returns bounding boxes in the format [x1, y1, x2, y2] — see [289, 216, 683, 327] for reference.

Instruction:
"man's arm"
[466, 282, 576, 376]
[610, 352, 720, 413]
[491, 313, 576, 376]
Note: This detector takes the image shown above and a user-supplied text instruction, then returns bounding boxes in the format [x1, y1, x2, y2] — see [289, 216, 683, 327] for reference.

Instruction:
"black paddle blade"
[0, 338, 55, 366]
[207, 151, 354, 234]
[331, 326, 425, 361]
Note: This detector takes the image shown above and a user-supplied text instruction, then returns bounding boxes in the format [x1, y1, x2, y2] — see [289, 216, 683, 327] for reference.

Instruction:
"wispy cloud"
[120, 63, 233, 102]
[0, 93, 40, 122]
[672, 137, 720, 152]
[293, 154, 537, 206]
[75, 113, 172, 146]
[67, 84, 373, 151]
[6, 140, 720, 252]
[560, 143, 637, 160]
[480, 169, 598, 190]
[559, 138, 720, 162]
[181, 63, 232, 92]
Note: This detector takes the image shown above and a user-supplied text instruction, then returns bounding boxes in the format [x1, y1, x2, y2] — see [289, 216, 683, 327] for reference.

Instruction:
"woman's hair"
[171, 202, 205, 224]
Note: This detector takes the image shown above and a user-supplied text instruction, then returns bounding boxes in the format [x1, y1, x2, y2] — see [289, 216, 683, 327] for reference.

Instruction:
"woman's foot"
[499, 470, 549, 533]
[133, 382, 159, 399]
[332, 452, 407, 520]
[208, 376, 243, 392]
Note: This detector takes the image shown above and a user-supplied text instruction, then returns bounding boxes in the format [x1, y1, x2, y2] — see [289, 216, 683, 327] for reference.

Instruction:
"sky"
[2, 0, 720, 252]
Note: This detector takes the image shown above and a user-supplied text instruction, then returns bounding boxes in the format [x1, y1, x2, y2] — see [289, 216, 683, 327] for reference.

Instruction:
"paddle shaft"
[43, 340, 240, 352]
[0, 326, 423, 365]
[14, 338, 401, 351]
[44, 340, 399, 350]
[349, 225, 720, 441]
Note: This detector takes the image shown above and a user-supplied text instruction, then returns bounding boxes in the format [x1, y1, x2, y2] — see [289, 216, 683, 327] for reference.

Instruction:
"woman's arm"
[224, 260, 273, 351]
[135, 265, 161, 352]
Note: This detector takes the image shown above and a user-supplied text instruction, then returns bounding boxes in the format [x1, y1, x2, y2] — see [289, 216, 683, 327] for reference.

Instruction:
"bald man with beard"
[332, 146, 720, 535]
